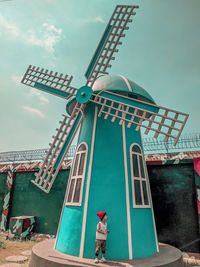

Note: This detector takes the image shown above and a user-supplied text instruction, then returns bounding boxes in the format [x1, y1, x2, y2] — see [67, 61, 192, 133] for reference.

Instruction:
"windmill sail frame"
[21, 65, 77, 100]
[91, 90, 189, 145]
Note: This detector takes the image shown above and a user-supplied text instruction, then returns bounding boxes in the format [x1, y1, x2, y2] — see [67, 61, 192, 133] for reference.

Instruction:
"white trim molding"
[119, 75, 132, 92]
[80, 106, 98, 258]
[140, 137, 159, 252]
[130, 143, 151, 209]
[122, 122, 133, 259]
[66, 142, 88, 206]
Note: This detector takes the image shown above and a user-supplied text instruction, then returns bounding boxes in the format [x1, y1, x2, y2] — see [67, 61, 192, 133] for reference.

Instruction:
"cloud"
[29, 89, 49, 105]
[0, 15, 63, 53]
[21, 105, 45, 119]
[43, 23, 62, 34]
[12, 75, 23, 85]
[78, 15, 105, 26]
[0, 15, 19, 38]
[27, 23, 63, 53]
[93, 16, 105, 24]
[27, 32, 61, 53]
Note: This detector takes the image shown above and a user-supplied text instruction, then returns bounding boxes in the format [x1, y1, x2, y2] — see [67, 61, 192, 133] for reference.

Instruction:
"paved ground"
[30, 239, 183, 267]
[0, 232, 39, 267]
[1, 231, 200, 267]
[21, 251, 31, 256]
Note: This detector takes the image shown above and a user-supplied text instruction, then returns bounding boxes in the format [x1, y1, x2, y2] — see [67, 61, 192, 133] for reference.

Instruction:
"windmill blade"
[21, 65, 77, 100]
[31, 102, 85, 193]
[85, 5, 139, 86]
[90, 91, 189, 145]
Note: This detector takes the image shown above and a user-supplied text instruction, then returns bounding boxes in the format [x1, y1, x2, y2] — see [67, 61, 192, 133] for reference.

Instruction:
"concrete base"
[29, 239, 183, 267]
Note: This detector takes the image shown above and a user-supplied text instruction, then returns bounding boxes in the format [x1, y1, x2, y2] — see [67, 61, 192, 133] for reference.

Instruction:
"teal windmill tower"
[20, 5, 188, 260]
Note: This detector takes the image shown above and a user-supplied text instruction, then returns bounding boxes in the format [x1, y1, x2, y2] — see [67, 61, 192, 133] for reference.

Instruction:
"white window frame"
[66, 142, 88, 206]
[130, 143, 151, 208]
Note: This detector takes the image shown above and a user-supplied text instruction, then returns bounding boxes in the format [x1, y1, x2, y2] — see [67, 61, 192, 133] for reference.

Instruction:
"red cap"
[97, 211, 106, 220]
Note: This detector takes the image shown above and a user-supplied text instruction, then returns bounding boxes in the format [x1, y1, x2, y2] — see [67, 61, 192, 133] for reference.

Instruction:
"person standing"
[94, 211, 110, 264]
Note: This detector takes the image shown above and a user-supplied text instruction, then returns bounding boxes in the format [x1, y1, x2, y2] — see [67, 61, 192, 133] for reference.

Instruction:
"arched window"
[66, 142, 88, 206]
[130, 144, 150, 208]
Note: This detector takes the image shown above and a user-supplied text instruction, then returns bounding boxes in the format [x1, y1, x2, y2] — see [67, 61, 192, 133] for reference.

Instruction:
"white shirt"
[96, 221, 107, 240]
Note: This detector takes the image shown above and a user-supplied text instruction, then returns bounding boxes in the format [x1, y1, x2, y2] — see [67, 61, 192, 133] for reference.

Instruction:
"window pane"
[73, 178, 82, 203]
[72, 154, 80, 176]
[139, 155, 145, 178]
[134, 180, 142, 205]
[78, 153, 86, 176]
[78, 144, 86, 152]
[132, 145, 141, 153]
[132, 154, 139, 177]
[67, 179, 75, 203]
[142, 181, 149, 206]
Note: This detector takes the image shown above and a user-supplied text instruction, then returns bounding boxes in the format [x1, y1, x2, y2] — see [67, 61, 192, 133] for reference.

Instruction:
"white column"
[122, 122, 133, 259]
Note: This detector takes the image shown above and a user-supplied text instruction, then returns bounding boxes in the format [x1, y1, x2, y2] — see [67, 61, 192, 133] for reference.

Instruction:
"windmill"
[21, 5, 188, 260]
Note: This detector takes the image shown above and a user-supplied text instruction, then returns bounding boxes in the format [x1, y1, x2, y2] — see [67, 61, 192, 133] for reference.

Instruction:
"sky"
[0, 0, 199, 152]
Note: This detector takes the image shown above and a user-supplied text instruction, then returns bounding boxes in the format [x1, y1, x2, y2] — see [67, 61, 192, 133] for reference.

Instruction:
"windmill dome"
[92, 75, 156, 104]
[66, 75, 156, 115]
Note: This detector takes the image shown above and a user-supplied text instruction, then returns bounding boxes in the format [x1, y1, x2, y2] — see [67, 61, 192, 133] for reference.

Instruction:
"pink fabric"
[194, 157, 200, 176]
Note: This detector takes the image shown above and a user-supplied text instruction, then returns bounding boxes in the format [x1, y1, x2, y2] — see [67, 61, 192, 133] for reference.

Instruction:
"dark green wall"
[8, 169, 69, 235]
[1, 161, 200, 251]
[148, 163, 200, 252]
[0, 173, 7, 216]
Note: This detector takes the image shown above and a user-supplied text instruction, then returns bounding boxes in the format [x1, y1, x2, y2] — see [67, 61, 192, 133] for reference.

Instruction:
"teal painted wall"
[82, 103, 157, 259]
[57, 99, 158, 259]
[56, 207, 83, 255]
[8, 169, 69, 234]
[84, 113, 129, 260]
[55, 104, 95, 255]
[131, 209, 157, 258]
[125, 126, 157, 258]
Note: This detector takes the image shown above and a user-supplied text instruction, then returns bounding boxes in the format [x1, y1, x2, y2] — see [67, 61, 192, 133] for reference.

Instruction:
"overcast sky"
[0, 0, 199, 152]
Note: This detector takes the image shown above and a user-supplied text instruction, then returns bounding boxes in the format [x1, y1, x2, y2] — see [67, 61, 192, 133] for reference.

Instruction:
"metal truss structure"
[0, 133, 200, 163]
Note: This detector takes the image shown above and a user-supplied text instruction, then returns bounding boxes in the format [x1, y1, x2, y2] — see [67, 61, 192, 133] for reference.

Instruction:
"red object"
[146, 160, 163, 166]
[194, 157, 200, 176]
[97, 211, 106, 220]
[23, 218, 31, 229]
[3, 208, 9, 216]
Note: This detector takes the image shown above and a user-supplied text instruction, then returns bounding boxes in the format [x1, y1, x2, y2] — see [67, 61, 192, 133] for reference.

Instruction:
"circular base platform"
[29, 239, 183, 267]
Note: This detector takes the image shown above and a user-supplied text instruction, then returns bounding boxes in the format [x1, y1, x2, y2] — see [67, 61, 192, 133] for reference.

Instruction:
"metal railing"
[0, 146, 76, 163]
[0, 133, 200, 163]
[143, 132, 200, 153]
